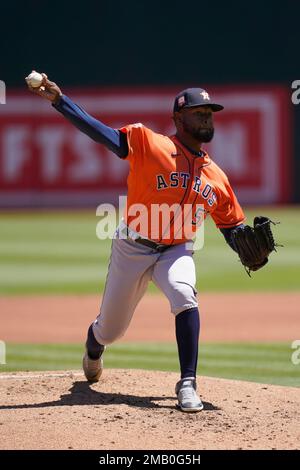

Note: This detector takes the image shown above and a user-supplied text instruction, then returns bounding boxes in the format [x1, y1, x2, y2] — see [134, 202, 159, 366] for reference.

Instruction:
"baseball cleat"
[175, 377, 204, 412]
[82, 351, 104, 383]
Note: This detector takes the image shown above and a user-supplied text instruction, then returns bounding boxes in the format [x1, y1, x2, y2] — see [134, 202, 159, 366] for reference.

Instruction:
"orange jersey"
[119, 123, 245, 245]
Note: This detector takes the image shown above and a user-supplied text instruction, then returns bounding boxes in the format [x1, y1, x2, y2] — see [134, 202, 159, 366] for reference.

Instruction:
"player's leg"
[93, 237, 158, 344]
[83, 236, 159, 381]
[83, 326, 106, 382]
[152, 243, 198, 318]
[152, 243, 203, 411]
[152, 243, 199, 378]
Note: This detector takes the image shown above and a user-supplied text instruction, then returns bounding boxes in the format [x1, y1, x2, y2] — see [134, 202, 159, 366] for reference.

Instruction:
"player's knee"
[170, 282, 198, 315]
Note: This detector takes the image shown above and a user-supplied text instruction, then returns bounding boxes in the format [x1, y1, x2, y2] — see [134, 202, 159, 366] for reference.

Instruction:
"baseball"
[25, 71, 43, 88]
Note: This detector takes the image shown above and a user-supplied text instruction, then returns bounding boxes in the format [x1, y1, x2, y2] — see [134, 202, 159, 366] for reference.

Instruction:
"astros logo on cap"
[200, 91, 210, 100]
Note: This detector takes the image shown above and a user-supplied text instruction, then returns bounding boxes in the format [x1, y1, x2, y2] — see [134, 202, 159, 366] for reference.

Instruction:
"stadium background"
[0, 0, 299, 387]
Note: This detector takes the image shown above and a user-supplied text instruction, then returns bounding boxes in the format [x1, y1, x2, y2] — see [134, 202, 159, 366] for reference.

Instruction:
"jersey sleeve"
[52, 95, 128, 158]
[210, 176, 246, 229]
[119, 123, 146, 160]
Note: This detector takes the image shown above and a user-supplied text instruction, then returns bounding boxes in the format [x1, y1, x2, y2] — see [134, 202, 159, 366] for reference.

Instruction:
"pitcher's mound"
[0, 369, 299, 450]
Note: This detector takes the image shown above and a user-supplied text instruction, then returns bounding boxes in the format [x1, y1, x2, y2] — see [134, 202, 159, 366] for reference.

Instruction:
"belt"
[134, 237, 172, 252]
[119, 223, 173, 252]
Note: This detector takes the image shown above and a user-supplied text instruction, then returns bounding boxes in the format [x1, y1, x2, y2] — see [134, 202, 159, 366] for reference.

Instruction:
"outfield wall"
[0, 85, 292, 208]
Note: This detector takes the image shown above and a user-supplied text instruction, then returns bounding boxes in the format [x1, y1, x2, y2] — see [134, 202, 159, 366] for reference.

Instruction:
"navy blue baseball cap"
[173, 88, 224, 113]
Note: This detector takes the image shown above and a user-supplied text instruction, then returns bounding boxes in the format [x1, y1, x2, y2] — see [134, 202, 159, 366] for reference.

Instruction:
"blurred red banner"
[0, 86, 291, 207]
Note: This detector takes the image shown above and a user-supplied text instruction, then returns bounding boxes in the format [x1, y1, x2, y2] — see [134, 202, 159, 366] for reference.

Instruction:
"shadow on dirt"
[0, 380, 220, 411]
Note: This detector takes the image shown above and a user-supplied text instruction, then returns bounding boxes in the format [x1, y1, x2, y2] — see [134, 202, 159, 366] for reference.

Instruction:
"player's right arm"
[26, 73, 129, 158]
[53, 94, 129, 158]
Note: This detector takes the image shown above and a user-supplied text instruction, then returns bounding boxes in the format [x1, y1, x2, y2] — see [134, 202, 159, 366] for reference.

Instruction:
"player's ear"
[173, 111, 183, 128]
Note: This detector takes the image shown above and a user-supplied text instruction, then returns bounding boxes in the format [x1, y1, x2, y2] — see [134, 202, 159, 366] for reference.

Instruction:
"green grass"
[0, 207, 299, 294]
[1, 342, 299, 387]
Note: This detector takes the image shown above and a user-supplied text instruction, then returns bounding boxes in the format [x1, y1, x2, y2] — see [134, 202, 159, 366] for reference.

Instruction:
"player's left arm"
[213, 176, 279, 273]
[220, 225, 244, 251]
[210, 174, 246, 252]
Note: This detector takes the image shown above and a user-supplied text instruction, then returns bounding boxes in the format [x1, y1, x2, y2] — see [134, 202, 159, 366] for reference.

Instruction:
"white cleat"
[175, 377, 204, 412]
[82, 352, 103, 383]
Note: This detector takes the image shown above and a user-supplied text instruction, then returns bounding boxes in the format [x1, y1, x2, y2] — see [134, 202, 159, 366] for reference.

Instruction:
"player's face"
[180, 106, 214, 142]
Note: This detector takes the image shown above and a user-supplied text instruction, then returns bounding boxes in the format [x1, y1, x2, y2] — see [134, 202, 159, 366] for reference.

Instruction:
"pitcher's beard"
[183, 124, 215, 143]
[197, 128, 214, 142]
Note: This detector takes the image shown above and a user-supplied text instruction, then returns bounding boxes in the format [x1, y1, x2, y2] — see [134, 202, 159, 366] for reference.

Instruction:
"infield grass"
[0, 207, 299, 295]
[1, 342, 299, 388]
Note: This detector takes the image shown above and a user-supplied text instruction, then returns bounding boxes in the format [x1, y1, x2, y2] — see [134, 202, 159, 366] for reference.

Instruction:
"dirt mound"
[0, 369, 299, 450]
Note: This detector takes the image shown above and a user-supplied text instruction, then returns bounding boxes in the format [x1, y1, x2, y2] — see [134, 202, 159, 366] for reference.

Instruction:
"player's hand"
[26, 73, 62, 104]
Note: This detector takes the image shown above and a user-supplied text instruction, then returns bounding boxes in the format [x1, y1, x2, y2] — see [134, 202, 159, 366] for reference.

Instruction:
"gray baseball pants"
[92, 230, 198, 346]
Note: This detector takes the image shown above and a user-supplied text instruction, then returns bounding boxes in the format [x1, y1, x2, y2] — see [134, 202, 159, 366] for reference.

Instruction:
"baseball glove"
[231, 216, 280, 276]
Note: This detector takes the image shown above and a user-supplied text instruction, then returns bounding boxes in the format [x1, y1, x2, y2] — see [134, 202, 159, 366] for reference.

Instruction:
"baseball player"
[26, 75, 276, 412]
